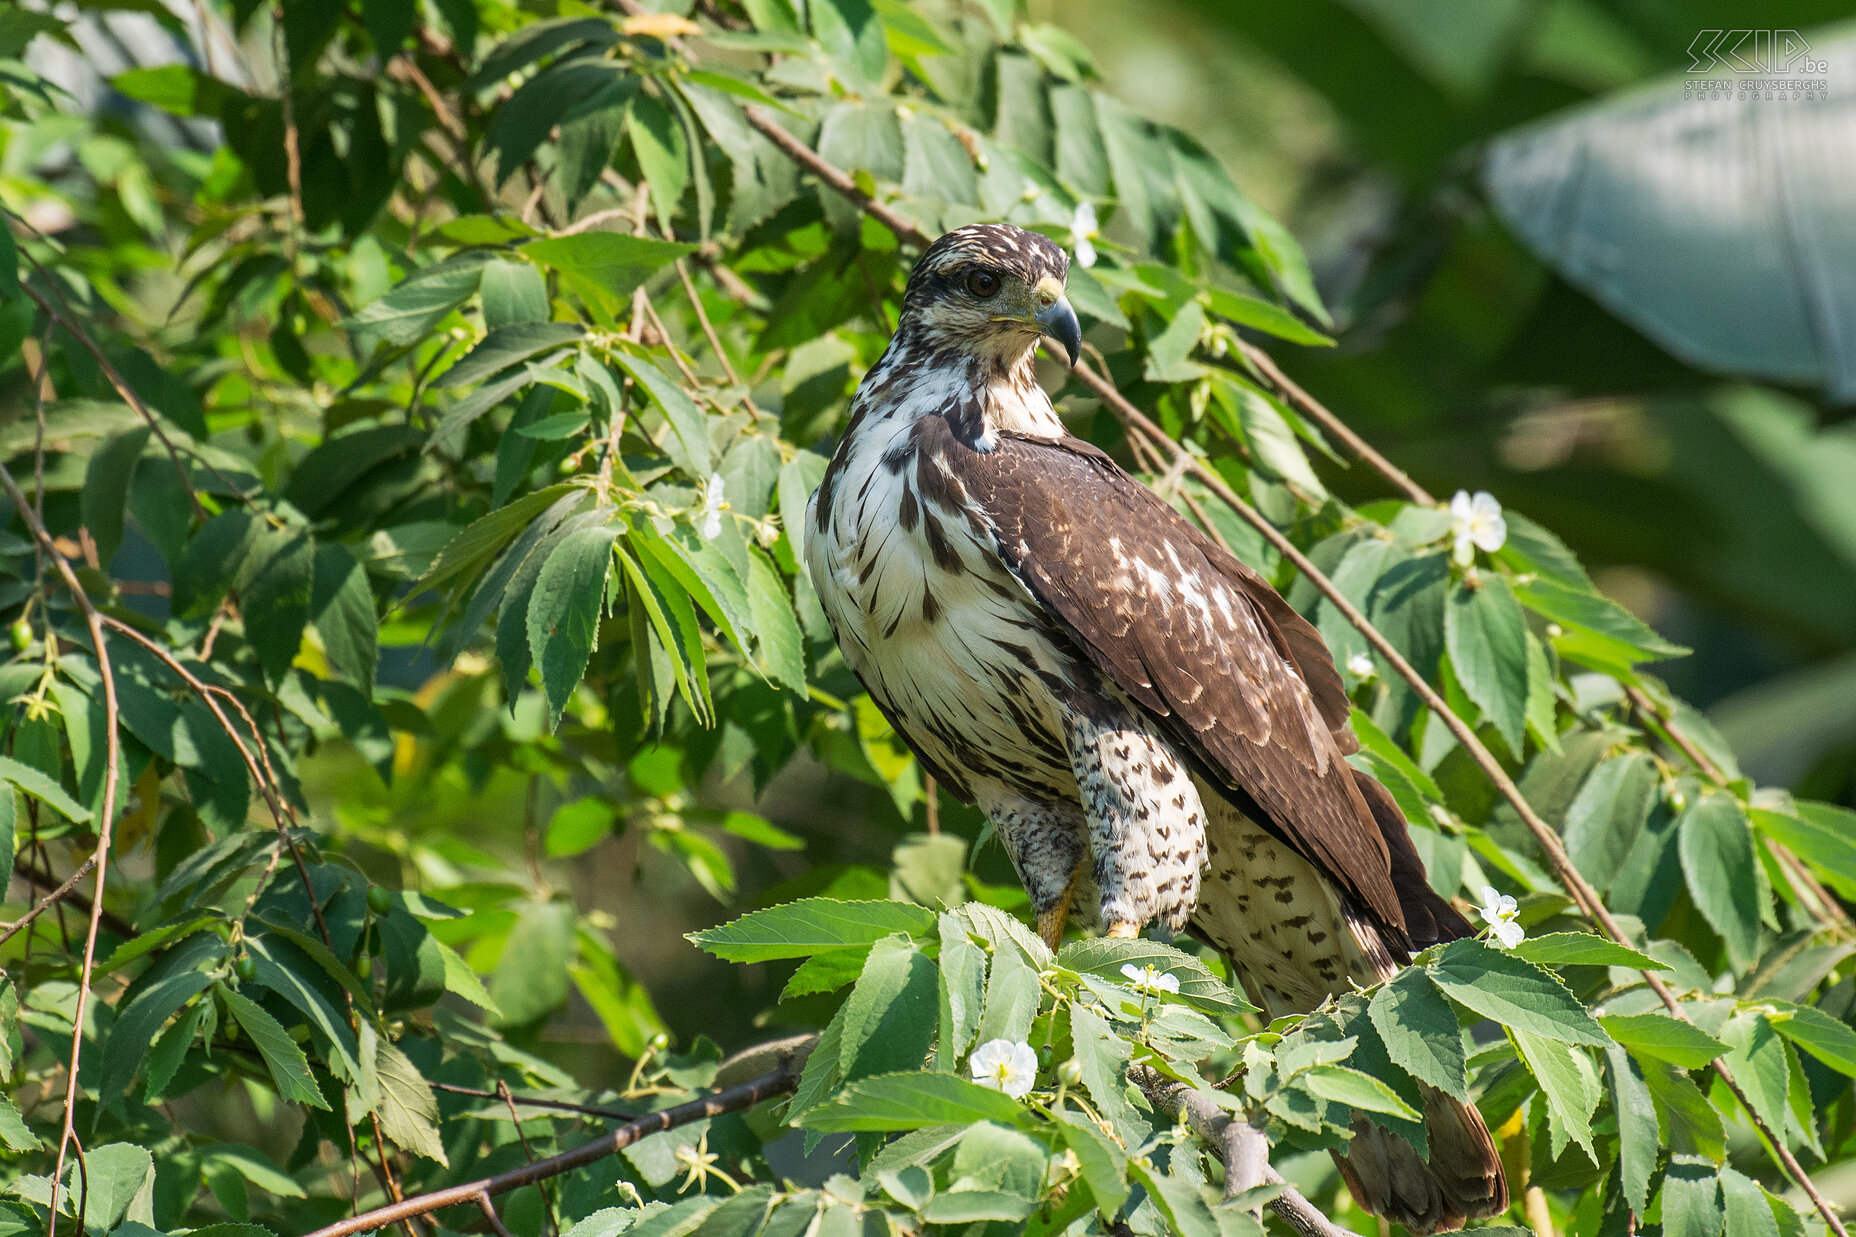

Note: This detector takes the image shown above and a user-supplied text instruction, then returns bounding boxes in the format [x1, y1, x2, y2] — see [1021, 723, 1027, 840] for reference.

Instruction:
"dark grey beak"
[1035, 296, 1082, 369]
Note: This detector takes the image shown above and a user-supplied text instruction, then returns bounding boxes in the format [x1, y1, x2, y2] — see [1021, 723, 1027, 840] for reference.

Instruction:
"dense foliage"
[1, 3, 1855, 1236]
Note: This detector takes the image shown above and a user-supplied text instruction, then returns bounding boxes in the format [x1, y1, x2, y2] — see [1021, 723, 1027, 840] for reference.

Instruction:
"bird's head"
[898, 223, 1082, 371]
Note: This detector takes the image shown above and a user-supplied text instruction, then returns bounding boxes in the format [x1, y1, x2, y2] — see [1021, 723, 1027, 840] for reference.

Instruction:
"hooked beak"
[1034, 292, 1082, 370]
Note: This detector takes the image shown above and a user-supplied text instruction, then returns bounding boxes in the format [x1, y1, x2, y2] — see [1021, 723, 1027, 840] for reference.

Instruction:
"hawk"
[806, 223, 1507, 1233]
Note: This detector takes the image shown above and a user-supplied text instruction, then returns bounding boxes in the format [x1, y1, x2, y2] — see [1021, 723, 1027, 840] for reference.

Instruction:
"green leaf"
[1368, 968, 1467, 1101]
[524, 232, 697, 315]
[974, 944, 1041, 1048]
[1302, 1064, 1421, 1120]
[1428, 939, 1609, 1046]
[546, 797, 617, 857]
[1056, 937, 1251, 1017]
[480, 258, 552, 329]
[310, 543, 377, 696]
[689, 898, 935, 962]
[796, 1070, 1026, 1131]
[417, 483, 580, 597]
[221, 987, 328, 1109]
[1659, 1156, 1724, 1237]
[491, 899, 576, 1027]
[1443, 574, 1529, 753]
[746, 547, 806, 692]
[1768, 1001, 1856, 1077]
[1561, 754, 1659, 895]
[1721, 1012, 1792, 1137]
[82, 427, 151, 567]
[1069, 1002, 1136, 1134]
[840, 935, 939, 1081]
[1605, 1044, 1658, 1215]
[436, 321, 582, 388]
[1677, 795, 1762, 971]
[1720, 1167, 1782, 1237]
[100, 970, 214, 1106]
[611, 350, 716, 478]
[1051, 1106, 1128, 1214]
[372, 1035, 449, 1165]
[0, 755, 91, 823]
[343, 252, 488, 353]
[629, 91, 690, 233]
[1514, 574, 1688, 673]
[526, 520, 619, 728]
[1750, 804, 1856, 901]
[65, 1142, 154, 1234]
[145, 1002, 208, 1101]
[437, 938, 500, 1017]
[1203, 286, 1332, 347]
[1510, 932, 1669, 972]
[1511, 1027, 1599, 1160]
[0, 1094, 38, 1152]
[238, 525, 315, 684]
[198, 1143, 307, 1198]
[937, 912, 985, 1067]
[1640, 1055, 1724, 1159]
[1127, 1161, 1220, 1237]
[1600, 1013, 1727, 1070]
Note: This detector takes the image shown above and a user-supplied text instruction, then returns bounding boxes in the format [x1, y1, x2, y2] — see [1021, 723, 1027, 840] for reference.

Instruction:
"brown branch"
[740, 107, 930, 248]
[301, 1046, 809, 1237]
[1133, 1067, 1360, 1237]
[429, 1082, 640, 1122]
[4, 858, 135, 946]
[0, 461, 122, 1237]
[1233, 341, 1431, 506]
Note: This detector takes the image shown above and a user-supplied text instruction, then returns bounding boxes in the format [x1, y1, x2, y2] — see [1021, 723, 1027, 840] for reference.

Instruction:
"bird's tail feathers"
[1332, 1087, 1509, 1234]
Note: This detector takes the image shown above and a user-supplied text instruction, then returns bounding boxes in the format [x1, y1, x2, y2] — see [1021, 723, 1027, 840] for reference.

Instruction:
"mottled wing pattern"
[940, 426, 1409, 941]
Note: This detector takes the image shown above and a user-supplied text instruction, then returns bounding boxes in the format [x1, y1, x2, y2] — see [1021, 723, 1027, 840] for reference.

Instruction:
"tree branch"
[300, 1037, 813, 1237]
[3, 857, 136, 946]
[1132, 1068, 1362, 1237]
[0, 460, 122, 1237]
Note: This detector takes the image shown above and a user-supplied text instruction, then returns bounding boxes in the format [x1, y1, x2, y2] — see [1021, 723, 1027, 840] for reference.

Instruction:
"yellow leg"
[1105, 921, 1141, 939]
[1037, 881, 1075, 952]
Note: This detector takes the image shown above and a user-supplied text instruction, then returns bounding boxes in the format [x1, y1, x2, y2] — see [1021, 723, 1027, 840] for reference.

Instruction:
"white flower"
[1119, 962, 1180, 995]
[1449, 490, 1506, 566]
[969, 1038, 1038, 1098]
[1346, 652, 1375, 679]
[1070, 201, 1098, 269]
[1475, 885, 1524, 949]
[694, 472, 727, 540]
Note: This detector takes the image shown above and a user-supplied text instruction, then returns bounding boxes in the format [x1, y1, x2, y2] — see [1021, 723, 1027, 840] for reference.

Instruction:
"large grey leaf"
[1485, 26, 1856, 400]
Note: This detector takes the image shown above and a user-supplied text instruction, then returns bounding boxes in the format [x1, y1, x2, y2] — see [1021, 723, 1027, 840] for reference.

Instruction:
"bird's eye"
[965, 269, 1001, 299]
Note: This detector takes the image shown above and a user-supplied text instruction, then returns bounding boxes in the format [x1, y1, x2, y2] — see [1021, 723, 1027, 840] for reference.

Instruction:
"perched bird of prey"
[806, 223, 1507, 1233]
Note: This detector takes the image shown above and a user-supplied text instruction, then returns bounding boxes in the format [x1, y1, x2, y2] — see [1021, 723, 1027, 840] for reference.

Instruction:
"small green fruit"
[367, 885, 392, 915]
[234, 954, 256, 982]
[9, 621, 30, 652]
[355, 953, 372, 980]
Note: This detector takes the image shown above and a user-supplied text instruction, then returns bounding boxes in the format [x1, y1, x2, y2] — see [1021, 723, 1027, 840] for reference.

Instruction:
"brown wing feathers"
[937, 423, 1414, 943]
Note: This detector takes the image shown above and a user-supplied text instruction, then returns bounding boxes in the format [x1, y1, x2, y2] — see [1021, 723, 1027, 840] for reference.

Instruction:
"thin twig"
[1134, 1068, 1361, 1237]
[497, 1080, 559, 1237]
[430, 1082, 640, 1122]
[301, 1051, 806, 1237]
[1, 857, 133, 947]
[740, 107, 930, 248]
[0, 461, 121, 1237]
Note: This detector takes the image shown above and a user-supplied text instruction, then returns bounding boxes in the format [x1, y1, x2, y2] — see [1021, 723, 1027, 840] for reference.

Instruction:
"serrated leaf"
[1511, 1027, 1599, 1160]
[524, 232, 696, 315]
[82, 427, 151, 567]
[611, 350, 715, 478]
[480, 258, 552, 330]
[1511, 932, 1669, 972]
[310, 543, 377, 696]
[373, 1035, 448, 1165]
[1368, 968, 1467, 1101]
[840, 935, 938, 1081]
[436, 321, 582, 388]
[145, 1002, 207, 1101]
[1605, 1043, 1657, 1215]
[1051, 1106, 1128, 1214]
[238, 525, 315, 684]
[0, 754, 92, 823]
[1562, 754, 1658, 894]
[100, 970, 215, 1106]
[689, 898, 935, 962]
[526, 520, 619, 727]
[1768, 1001, 1856, 1077]
[1720, 1167, 1782, 1237]
[1069, 1002, 1135, 1135]
[1678, 795, 1762, 970]
[1303, 1064, 1421, 1120]
[221, 988, 328, 1109]
[344, 252, 488, 353]
[1602, 1012, 1727, 1069]
[1444, 574, 1529, 753]
[796, 1070, 1026, 1131]
[746, 547, 806, 692]
[1428, 938, 1608, 1045]
[1660, 1156, 1724, 1237]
